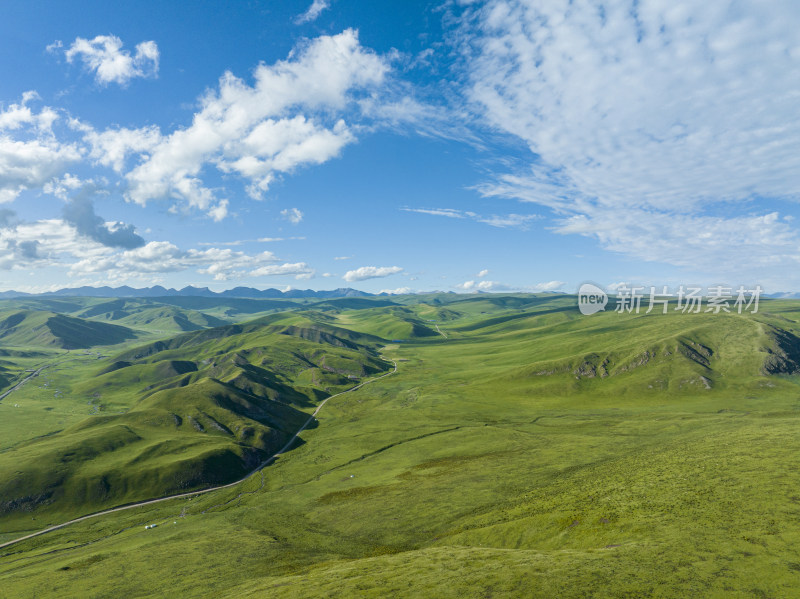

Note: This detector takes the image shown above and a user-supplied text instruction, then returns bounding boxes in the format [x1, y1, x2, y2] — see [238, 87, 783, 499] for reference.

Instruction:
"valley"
[0, 293, 799, 597]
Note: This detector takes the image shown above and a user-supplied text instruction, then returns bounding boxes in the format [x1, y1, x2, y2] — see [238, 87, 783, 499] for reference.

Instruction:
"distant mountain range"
[0, 285, 374, 299]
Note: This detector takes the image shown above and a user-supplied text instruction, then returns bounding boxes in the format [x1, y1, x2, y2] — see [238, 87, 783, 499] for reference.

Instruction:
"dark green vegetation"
[1, 293, 800, 597]
[0, 310, 137, 349]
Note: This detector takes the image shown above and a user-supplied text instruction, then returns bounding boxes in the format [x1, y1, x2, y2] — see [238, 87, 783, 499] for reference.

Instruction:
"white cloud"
[532, 280, 564, 292]
[70, 242, 286, 281]
[0, 215, 315, 283]
[123, 29, 387, 216]
[259, 236, 305, 242]
[380, 287, 414, 295]
[0, 140, 78, 199]
[0, 94, 81, 202]
[295, 0, 331, 24]
[476, 269, 489, 278]
[63, 35, 159, 85]
[45, 40, 63, 54]
[476, 213, 538, 229]
[402, 206, 539, 229]
[41, 173, 85, 200]
[82, 125, 162, 172]
[207, 199, 229, 222]
[251, 262, 315, 278]
[197, 240, 242, 247]
[333, 255, 351, 260]
[455, 279, 507, 292]
[281, 207, 303, 224]
[230, 117, 355, 200]
[0, 92, 57, 132]
[358, 91, 480, 144]
[0, 219, 107, 270]
[343, 265, 403, 282]
[195, 236, 304, 246]
[402, 207, 466, 219]
[557, 208, 800, 277]
[464, 1, 800, 280]
[0, 138, 81, 203]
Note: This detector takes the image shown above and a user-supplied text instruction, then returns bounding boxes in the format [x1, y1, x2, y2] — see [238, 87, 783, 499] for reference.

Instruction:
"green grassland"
[1, 294, 800, 597]
[0, 310, 390, 531]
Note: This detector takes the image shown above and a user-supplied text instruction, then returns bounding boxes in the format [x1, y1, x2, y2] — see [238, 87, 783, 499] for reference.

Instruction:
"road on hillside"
[435, 324, 447, 339]
[0, 351, 77, 403]
[0, 366, 49, 402]
[0, 358, 399, 552]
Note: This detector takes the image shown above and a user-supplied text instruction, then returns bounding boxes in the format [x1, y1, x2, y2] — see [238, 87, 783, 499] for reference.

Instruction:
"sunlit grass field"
[1, 294, 800, 597]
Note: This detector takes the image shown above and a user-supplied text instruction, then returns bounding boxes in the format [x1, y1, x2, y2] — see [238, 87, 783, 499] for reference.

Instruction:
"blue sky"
[1, 0, 799, 294]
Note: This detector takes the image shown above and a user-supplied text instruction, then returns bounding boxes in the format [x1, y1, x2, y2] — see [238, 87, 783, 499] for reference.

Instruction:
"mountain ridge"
[0, 286, 374, 300]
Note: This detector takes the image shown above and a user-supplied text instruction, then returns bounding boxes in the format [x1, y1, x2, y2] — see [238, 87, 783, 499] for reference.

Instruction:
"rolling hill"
[0, 313, 391, 526]
[0, 310, 138, 349]
[80, 301, 231, 332]
[2, 295, 800, 598]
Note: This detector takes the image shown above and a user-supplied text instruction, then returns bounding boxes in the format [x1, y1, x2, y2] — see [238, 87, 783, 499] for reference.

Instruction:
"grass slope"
[76, 299, 230, 332]
[0, 311, 138, 349]
[2, 296, 800, 598]
[0, 313, 390, 530]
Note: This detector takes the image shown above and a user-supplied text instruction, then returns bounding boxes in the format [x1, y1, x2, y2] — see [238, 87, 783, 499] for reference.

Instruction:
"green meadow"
[1, 293, 800, 597]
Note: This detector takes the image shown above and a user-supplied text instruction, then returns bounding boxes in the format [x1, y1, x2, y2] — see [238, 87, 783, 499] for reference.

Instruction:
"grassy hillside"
[0, 313, 391, 529]
[150, 296, 302, 320]
[76, 300, 230, 332]
[334, 306, 440, 339]
[0, 310, 138, 349]
[0, 297, 302, 336]
[2, 295, 800, 598]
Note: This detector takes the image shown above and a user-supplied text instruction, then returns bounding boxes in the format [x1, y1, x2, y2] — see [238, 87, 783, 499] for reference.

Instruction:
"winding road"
[0, 357, 398, 552]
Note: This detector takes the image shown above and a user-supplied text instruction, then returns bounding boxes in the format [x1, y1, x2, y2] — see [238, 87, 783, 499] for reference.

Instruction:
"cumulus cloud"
[455, 280, 508, 292]
[456, 279, 562, 293]
[123, 29, 387, 217]
[207, 199, 229, 222]
[0, 219, 106, 270]
[42, 173, 85, 200]
[343, 265, 403, 282]
[295, 0, 331, 24]
[0, 92, 57, 132]
[0, 138, 80, 203]
[0, 96, 80, 203]
[81, 125, 162, 172]
[69, 241, 289, 281]
[251, 262, 314, 278]
[463, 0, 800, 279]
[0, 214, 313, 283]
[476, 269, 489, 278]
[63, 35, 159, 85]
[380, 287, 414, 295]
[281, 207, 303, 224]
